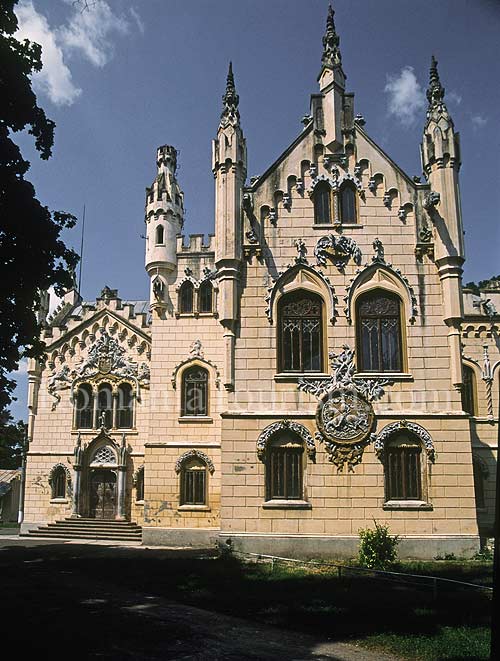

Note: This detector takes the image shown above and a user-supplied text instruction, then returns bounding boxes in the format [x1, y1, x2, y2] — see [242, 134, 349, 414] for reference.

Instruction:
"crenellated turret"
[420, 57, 465, 391]
[212, 63, 247, 389]
[317, 4, 346, 150]
[145, 145, 184, 307]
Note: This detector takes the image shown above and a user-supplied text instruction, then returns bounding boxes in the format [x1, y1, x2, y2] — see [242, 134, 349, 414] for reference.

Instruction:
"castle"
[22, 7, 499, 558]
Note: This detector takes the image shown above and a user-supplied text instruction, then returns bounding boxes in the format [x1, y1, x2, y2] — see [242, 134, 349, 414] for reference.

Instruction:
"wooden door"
[89, 470, 116, 519]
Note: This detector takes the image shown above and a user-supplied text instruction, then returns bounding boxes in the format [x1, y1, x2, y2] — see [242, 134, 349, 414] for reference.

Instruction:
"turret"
[212, 63, 247, 389]
[317, 5, 346, 150]
[420, 57, 465, 392]
[145, 145, 184, 307]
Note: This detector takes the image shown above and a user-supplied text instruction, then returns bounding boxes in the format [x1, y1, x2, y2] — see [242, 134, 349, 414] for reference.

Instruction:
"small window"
[97, 384, 113, 429]
[385, 434, 422, 501]
[181, 366, 208, 416]
[357, 290, 403, 372]
[339, 182, 357, 224]
[156, 225, 164, 245]
[75, 383, 93, 429]
[135, 467, 144, 502]
[462, 365, 476, 416]
[179, 281, 194, 314]
[51, 466, 67, 499]
[117, 383, 133, 428]
[278, 290, 323, 373]
[266, 438, 304, 500]
[199, 281, 213, 313]
[313, 181, 331, 224]
[180, 458, 207, 505]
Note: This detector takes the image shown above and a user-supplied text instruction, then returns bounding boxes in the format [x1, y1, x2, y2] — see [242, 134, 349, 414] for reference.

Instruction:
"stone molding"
[174, 450, 215, 474]
[256, 419, 316, 462]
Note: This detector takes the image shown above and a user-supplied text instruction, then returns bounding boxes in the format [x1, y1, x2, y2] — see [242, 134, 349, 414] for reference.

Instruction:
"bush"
[358, 521, 400, 570]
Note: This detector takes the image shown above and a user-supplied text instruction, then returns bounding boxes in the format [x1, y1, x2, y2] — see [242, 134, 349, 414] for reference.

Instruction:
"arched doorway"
[89, 469, 117, 519]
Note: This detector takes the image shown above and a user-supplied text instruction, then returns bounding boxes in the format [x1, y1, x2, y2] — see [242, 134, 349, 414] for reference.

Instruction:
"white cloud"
[447, 91, 462, 106]
[15, 1, 81, 105]
[384, 66, 425, 128]
[48, 286, 64, 315]
[471, 114, 487, 129]
[15, 1, 143, 106]
[59, 1, 129, 67]
[12, 359, 28, 376]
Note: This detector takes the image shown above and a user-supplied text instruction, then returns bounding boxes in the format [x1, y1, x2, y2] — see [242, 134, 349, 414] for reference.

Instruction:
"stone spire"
[321, 4, 342, 70]
[219, 61, 240, 128]
[426, 56, 450, 121]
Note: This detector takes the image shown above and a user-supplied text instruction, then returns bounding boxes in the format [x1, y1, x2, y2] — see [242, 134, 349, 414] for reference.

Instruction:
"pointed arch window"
[313, 181, 331, 224]
[462, 365, 476, 416]
[156, 225, 164, 245]
[97, 384, 113, 429]
[181, 366, 208, 416]
[198, 281, 213, 313]
[75, 383, 93, 429]
[179, 282, 194, 314]
[385, 433, 422, 501]
[117, 383, 133, 428]
[339, 181, 357, 224]
[50, 466, 68, 500]
[278, 290, 323, 373]
[356, 290, 403, 372]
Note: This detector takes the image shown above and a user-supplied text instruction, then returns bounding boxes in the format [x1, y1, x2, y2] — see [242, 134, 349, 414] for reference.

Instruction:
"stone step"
[48, 521, 140, 529]
[21, 530, 142, 540]
[23, 518, 143, 542]
[44, 527, 142, 536]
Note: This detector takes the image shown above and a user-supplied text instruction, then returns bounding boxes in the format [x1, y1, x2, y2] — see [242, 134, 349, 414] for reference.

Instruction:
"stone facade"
[23, 8, 499, 558]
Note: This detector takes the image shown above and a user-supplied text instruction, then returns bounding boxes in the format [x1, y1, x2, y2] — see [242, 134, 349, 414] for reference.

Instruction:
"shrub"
[358, 521, 400, 570]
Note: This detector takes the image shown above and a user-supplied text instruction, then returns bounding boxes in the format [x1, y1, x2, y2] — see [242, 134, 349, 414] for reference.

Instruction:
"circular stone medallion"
[316, 387, 375, 445]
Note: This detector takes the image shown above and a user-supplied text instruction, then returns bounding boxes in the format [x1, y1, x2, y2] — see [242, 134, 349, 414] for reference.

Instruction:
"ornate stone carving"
[282, 193, 291, 210]
[296, 178, 304, 195]
[171, 342, 220, 389]
[308, 172, 362, 198]
[372, 238, 385, 263]
[257, 420, 316, 462]
[298, 345, 391, 472]
[294, 238, 307, 264]
[314, 235, 362, 270]
[152, 276, 165, 302]
[367, 177, 377, 193]
[398, 206, 407, 221]
[481, 345, 494, 419]
[91, 445, 117, 465]
[175, 449, 215, 474]
[47, 365, 72, 411]
[48, 463, 73, 497]
[76, 331, 137, 379]
[132, 465, 144, 487]
[190, 339, 204, 359]
[269, 208, 277, 226]
[374, 420, 436, 463]
[354, 114, 366, 127]
[383, 191, 392, 208]
[423, 191, 440, 211]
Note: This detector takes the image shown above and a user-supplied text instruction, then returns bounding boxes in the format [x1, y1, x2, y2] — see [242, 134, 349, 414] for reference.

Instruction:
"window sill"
[262, 500, 312, 510]
[178, 505, 211, 512]
[178, 416, 213, 423]
[72, 429, 138, 434]
[274, 373, 330, 383]
[135, 500, 144, 506]
[383, 500, 433, 511]
[354, 372, 413, 381]
[50, 498, 69, 504]
[312, 223, 363, 230]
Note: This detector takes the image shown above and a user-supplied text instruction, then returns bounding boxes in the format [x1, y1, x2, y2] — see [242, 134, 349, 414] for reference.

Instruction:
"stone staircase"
[21, 518, 143, 542]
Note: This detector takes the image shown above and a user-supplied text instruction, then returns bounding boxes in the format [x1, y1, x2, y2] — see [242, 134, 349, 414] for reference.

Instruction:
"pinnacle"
[321, 3, 342, 70]
[220, 61, 240, 128]
[426, 54, 445, 109]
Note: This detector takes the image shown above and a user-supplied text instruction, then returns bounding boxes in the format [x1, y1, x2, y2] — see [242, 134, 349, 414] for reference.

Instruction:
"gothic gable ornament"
[298, 345, 391, 472]
[314, 235, 362, 270]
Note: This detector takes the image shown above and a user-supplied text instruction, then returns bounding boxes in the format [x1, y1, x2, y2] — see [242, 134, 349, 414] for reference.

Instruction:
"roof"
[0, 468, 21, 497]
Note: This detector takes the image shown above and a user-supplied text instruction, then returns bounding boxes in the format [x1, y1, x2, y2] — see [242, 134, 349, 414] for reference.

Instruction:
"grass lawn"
[86, 552, 492, 660]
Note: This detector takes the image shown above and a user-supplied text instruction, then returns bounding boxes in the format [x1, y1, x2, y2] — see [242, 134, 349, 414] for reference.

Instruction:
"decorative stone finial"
[321, 4, 342, 70]
[426, 55, 447, 111]
[220, 61, 240, 128]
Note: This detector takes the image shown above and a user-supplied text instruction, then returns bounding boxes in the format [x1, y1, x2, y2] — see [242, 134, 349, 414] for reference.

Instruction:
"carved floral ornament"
[171, 340, 221, 389]
[314, 235, 362, 270]
[257, 420, 316, 462]
[47, 329, 151, 410]
[298, 345, 393, 472]
[373, 420, 436, 463]
[175, 449, 215, 474]
[307, 171, 363, 197]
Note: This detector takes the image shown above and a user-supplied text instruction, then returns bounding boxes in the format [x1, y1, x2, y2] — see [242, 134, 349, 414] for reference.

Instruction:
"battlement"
[176, 233, 216, 254]
[156, 144, 178, 171]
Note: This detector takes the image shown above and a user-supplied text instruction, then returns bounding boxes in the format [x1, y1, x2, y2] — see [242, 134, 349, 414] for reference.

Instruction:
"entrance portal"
[89, 469, 117, 519]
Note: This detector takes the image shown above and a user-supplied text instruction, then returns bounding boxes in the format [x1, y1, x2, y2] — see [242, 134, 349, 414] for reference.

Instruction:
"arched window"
[156, 225, 164, 245]
[181, 366, 208, 416]
[135, 466, 145, 502]
[75, 383, 93, 429]
[339, 182, 357, 224]
[117, 383, 133, 428]
[50, 465, 67, 500]
[356, 290, 403, 372]
[462, 365, 476, 416]
[278, 290, 323, 373]
[266, 434, 304, 501]
[198, 281, 213, 313]
[180, 457, 207, 505]
[313, 181, 331, 224]
[179, 282, 194, 314]
[97, 383, 113, 429]
[385, 433, 422, 501]
[473, 458, 487, 509]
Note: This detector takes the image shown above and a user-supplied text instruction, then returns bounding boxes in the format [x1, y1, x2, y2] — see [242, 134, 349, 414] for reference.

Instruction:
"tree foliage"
[0, 0, 79, 415]
[0, 411, 26, 468]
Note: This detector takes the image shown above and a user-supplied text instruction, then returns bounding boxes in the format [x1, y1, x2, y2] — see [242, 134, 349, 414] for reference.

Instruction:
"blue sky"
[9, 0, 500, 420]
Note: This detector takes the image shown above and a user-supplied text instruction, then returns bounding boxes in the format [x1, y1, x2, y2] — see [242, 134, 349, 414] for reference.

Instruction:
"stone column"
[116, 433, 128, 521]
[71, 433, 84, 518]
